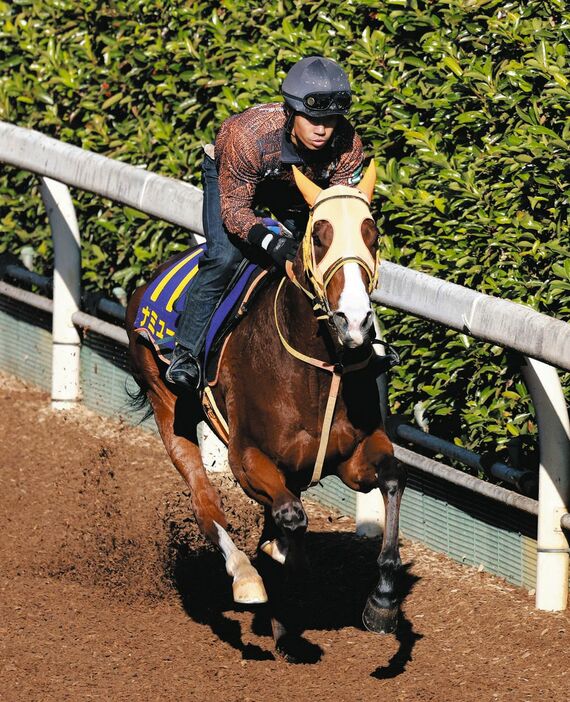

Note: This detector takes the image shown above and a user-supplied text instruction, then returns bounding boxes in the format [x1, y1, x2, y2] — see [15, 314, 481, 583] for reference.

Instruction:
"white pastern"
[214, 521, 268, 604]
[337, 263, 372, 346]
[214, 520, 239, 562]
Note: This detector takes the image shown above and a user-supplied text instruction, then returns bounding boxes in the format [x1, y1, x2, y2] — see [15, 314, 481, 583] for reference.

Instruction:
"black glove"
[248, 224, 299, 268]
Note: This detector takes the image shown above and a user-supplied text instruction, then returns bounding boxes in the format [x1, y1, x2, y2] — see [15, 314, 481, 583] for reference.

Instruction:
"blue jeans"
[175, 153, 244, 356]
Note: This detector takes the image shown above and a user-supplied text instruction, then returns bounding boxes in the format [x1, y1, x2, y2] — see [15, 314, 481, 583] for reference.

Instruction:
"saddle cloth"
[134, 246, 268, 383]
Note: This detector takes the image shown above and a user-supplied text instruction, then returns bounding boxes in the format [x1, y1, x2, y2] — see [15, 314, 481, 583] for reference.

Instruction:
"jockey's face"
[291, 113, 338, 151]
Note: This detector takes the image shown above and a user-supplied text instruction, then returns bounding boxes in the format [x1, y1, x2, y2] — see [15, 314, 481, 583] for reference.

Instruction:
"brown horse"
[125, 161, 406, 658]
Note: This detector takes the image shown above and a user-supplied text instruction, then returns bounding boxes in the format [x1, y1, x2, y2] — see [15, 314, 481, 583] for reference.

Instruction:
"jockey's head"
[282, 56, 352, 152]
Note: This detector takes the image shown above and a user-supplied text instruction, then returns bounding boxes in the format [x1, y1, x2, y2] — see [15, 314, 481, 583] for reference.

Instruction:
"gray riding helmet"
[282, 56, 352, 117]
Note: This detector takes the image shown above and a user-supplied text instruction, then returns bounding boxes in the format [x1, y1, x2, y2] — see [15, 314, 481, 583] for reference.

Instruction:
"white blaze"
[337, 262, 372, 346]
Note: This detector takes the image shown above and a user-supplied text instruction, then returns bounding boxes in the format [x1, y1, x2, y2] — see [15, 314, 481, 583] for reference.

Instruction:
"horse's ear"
[292, 165, 322, 207]
[357, 159, 376, 202]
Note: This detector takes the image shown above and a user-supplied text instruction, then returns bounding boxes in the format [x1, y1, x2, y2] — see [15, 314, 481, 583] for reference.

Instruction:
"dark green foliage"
[1, 0, 569, 465]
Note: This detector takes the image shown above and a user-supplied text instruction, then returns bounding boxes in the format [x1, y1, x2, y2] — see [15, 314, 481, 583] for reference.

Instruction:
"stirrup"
[165, 347, 201, 391]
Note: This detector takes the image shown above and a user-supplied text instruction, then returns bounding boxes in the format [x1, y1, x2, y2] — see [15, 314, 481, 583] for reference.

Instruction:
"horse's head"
[291, 161, 379, 349]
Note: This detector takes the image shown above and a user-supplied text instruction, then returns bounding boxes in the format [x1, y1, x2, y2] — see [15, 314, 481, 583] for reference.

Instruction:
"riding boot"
[165, 344, 201, 391]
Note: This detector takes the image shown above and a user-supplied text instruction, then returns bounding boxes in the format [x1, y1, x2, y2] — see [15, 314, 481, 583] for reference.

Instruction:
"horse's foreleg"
[229, 444, 308, 541]
[337, 430, 406, 634]
[147, 385, 267, 605]
[231, 455, 316, 662]
[363, 451, 406, 634]
[258, 507, 289, 564]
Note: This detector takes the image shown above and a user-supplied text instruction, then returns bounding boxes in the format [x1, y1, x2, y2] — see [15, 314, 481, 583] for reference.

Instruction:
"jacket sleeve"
[329, 126, 365, 187]
[215, 128, 266, 240]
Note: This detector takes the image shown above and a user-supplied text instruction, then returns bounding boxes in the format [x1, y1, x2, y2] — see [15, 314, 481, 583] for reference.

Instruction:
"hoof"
[232, 575, 268, 605]
[362, 597, 398, 635]
[226, 550, 268, 604]
[260, 539, 287, 565]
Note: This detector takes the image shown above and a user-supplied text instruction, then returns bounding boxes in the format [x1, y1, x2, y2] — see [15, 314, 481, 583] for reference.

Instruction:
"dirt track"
[1, 372, 569, 701]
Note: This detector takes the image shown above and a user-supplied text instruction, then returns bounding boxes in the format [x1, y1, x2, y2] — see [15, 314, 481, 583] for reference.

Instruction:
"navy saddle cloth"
[134, 246, 268, 382]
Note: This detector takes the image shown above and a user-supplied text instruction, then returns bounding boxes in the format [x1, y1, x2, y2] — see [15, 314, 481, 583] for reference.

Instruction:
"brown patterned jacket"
[214, 102, 364, 239]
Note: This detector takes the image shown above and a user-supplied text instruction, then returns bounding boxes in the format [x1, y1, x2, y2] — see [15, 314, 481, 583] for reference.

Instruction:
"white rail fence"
[1, 120, 569, 611]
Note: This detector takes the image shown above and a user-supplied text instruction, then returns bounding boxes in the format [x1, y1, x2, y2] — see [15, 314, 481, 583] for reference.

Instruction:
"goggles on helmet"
[284, 90, 352, 114]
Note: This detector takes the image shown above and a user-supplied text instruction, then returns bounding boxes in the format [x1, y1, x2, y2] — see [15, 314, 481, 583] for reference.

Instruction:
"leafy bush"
[1, 0, 569, 467]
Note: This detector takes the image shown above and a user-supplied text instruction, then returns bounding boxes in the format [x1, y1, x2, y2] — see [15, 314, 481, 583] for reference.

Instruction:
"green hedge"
[1, 0, 569, 471]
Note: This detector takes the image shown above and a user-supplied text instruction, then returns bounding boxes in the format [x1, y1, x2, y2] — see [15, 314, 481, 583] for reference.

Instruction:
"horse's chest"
[328, 417, 363, 460]
[284, 409, 362, 471]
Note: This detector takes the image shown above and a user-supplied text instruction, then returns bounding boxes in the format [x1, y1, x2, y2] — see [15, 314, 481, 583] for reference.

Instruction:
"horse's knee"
[337, 456, 378, 492]
[378, 454, 406, 491]
[272, 497, 307, 534]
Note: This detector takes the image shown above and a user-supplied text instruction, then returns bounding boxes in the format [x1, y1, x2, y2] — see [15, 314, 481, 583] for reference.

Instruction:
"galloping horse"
[125, 160, 406, 656]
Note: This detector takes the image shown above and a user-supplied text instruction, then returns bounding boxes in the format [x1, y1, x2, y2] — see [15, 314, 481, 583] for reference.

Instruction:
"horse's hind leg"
[141, 370, 267, 604]
[337, 430, 406, 634]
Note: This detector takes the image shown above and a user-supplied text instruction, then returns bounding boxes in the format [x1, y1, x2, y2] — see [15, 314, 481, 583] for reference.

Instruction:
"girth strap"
[273, 277, 372, 487]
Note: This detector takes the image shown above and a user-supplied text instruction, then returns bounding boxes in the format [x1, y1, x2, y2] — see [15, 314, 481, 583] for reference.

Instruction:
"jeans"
[175, 152, 244, 356]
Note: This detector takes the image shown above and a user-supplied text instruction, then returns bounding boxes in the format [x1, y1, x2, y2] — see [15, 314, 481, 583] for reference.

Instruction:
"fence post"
[522, 357, 570, 611]
[39, 177, 81, 409]
[355, 315, 387, 537]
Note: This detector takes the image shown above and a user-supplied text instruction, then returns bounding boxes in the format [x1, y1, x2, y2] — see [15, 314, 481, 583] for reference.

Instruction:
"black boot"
[165, 345, 201, 391]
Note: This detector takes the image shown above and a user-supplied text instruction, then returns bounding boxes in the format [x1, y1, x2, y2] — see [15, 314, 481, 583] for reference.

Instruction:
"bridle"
[285, 185, 380, 322]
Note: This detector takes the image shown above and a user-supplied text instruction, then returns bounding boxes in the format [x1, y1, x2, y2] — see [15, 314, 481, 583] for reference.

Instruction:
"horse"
[125, 160, 406, 659]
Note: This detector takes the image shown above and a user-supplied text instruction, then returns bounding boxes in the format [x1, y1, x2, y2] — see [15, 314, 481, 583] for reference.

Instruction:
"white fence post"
[197, 421, 229, 473]
[522, 357, 570, 611]
[39, 177, 81, 409]
[355, 315, 387, 537]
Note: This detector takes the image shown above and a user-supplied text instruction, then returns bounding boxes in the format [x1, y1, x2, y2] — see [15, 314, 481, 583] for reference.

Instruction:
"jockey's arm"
[216, 131, 298, 267]
[216, 129, 270, 240]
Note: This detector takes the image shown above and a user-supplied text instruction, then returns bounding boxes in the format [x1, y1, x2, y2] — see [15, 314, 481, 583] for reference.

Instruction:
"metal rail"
[395, 423, 536, 494]
[372, 263, 570, 373]
[393, 444, 539, 516]
[0, 121, 204, 235]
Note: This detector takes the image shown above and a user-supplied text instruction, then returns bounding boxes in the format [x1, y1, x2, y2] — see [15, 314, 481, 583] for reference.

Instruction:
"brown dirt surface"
[1, 372, 569, 702]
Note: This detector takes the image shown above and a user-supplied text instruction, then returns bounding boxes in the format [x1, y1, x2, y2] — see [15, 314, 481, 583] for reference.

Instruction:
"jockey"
[166, 55, 364, 391]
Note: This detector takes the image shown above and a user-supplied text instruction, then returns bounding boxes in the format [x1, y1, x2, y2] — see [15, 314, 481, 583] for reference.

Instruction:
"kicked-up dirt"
[0, 372, 568, 701]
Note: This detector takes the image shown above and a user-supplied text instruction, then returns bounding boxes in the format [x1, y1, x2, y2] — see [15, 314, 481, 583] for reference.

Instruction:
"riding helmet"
[282, 56, 352, 117]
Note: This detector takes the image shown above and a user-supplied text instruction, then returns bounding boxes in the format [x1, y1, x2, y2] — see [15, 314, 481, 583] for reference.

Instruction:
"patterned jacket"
[214, 102, 364, 239]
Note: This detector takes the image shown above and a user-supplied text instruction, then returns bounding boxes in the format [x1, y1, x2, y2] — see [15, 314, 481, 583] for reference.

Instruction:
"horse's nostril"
[332, 311, 348, 332]
[361, 311, 373, 331]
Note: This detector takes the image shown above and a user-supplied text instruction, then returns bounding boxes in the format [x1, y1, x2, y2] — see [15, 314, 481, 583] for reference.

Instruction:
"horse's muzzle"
[332, 309, 375, 348]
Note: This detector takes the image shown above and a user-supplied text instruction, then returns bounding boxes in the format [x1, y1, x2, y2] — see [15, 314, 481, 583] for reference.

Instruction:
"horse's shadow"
[169, 528, 422, 668]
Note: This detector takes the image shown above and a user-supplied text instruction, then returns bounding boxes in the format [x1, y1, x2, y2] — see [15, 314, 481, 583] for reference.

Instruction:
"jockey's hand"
[265, 234, 299, 268]
[248, 223, 299, 268]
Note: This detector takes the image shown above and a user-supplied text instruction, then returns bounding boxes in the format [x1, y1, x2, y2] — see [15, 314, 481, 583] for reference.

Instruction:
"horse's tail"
[125, 372, 154, 423]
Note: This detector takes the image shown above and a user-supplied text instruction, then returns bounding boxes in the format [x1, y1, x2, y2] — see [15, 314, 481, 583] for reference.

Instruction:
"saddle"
[134, 246, 269, 393]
